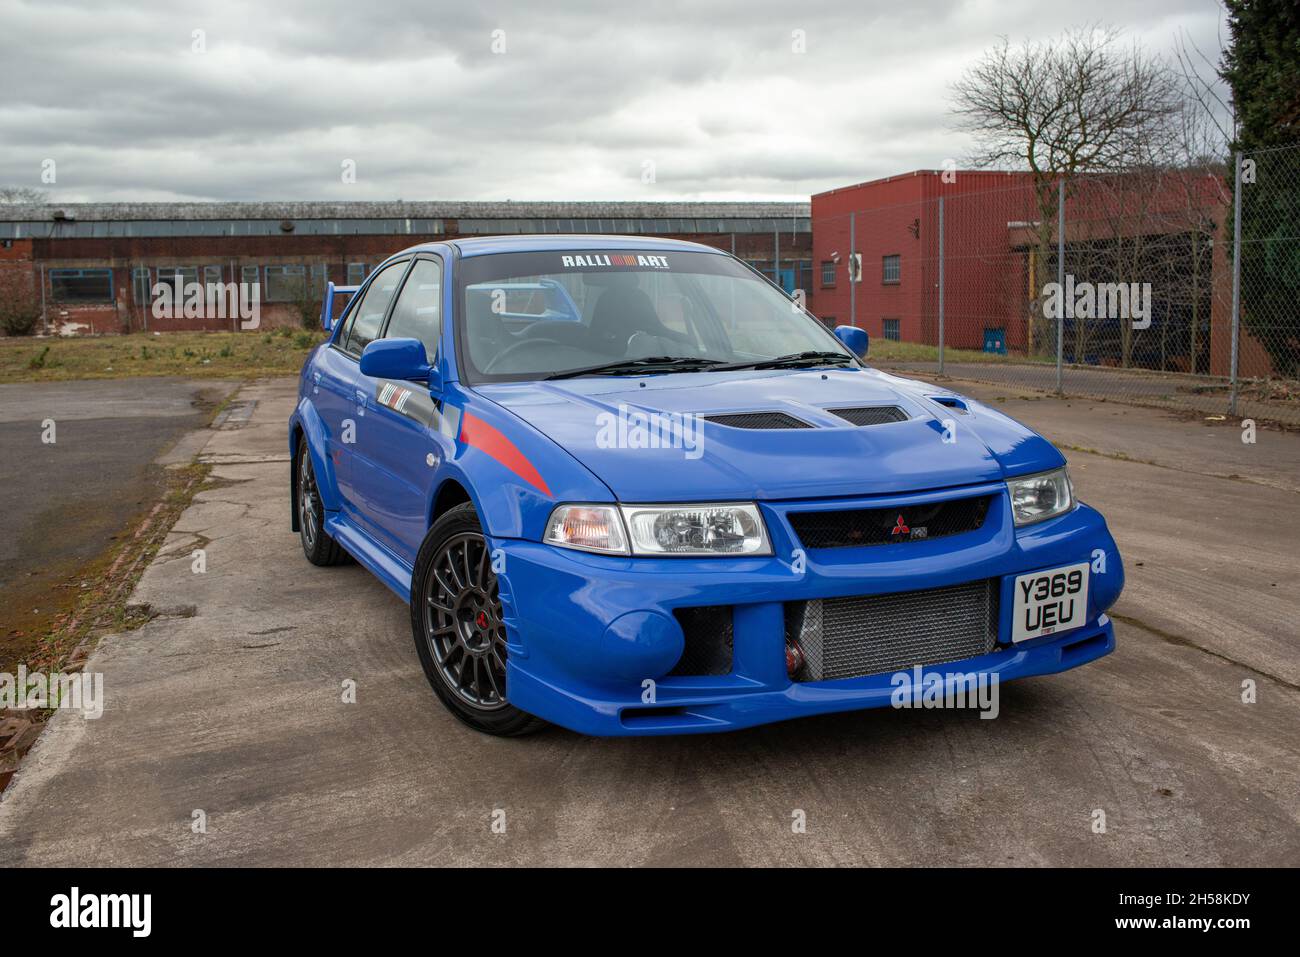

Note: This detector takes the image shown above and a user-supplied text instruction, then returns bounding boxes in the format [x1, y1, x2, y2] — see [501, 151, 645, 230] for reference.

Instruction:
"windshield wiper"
[711, 351, 855, 372]
[543, 356, 726, 380]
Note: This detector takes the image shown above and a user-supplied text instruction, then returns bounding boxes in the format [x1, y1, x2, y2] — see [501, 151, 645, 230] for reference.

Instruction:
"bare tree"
[951, 26, 1183, 355]
[952, 25, 1183, 176]
[0, 186, 47, 204]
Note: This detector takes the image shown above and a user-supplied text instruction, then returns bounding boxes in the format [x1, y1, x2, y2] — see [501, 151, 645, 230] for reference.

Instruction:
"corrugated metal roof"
[0, 200, 810, 222]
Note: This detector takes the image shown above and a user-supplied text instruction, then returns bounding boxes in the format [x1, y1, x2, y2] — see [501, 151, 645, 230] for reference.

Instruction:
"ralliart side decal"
[458, 411, 552, 497]
[372, 379, 437, 427]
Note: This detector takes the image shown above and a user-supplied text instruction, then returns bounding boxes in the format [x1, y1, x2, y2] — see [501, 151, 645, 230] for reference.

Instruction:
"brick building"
[809, 169, 1266, 378]
[0, 201, 810, 335]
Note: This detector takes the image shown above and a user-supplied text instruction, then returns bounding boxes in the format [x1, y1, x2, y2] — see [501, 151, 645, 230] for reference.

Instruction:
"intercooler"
[785, 579, 999, 682]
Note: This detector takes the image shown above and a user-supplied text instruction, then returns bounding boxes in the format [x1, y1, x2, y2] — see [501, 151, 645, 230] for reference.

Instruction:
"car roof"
[386, 234, 729, 260]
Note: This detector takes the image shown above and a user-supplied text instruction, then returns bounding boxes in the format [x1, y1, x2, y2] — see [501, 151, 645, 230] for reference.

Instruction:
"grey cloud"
[0, 0, 1228, 201]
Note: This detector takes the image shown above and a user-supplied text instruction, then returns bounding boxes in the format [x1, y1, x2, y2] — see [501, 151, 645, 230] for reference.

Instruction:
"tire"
[296, 436, 350, 567]
[410, 502, 545, 736]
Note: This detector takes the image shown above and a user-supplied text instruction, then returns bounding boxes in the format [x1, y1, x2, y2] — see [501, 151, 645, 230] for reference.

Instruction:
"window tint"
[343, 260, 407, 355]
[384, 258, 442, 362]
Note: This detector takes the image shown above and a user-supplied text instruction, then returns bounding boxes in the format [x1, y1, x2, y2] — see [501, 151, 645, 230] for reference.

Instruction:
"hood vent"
[827, 405, 909, 426]
[929, 396, 969, 414]
[705, 411, 813, 430]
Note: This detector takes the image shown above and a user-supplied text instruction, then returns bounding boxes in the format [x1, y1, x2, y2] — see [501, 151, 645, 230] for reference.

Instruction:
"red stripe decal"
[459, 411, 552, 497]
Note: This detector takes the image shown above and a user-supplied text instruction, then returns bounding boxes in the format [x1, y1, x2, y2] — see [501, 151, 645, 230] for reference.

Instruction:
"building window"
[883, 318, 901, 341]
[203, 265, 223, 290]
[131, 267, 151, 304]
[882, 255, 900, 284]
[265, 265, 308, 301]
[346, 263, 367, 286]
[155, 266, 198, 297]
[820, 260, 836, 286]
[49, 268, 114, 302]
[240, 265, 260, 293]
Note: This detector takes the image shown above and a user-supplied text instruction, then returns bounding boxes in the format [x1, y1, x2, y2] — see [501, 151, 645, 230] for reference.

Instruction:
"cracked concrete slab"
[1, 377, 1296, 866]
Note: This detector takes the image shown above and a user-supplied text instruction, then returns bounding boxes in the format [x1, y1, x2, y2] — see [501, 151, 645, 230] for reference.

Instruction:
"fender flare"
[289, 401, 342, 527]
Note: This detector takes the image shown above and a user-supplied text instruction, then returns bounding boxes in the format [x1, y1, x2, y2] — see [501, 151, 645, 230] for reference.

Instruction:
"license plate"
[1012, 562, 1089, 643]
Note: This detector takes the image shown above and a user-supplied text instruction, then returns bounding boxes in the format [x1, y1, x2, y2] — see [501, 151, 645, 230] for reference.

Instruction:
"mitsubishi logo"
[891, 514, 910, 536]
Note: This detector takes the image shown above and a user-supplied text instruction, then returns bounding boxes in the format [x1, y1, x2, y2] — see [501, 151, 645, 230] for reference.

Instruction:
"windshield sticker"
[559, 254, 670, 270]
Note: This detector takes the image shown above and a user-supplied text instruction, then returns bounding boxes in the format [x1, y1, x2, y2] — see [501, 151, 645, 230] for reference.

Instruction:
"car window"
[457, 250, 847, 381]
[343, 260, 408, 355]
[384, 258, 442, 362]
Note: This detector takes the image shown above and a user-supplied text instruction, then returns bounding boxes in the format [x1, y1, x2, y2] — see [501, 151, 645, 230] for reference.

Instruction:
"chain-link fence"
[813, 143, 1300, 427]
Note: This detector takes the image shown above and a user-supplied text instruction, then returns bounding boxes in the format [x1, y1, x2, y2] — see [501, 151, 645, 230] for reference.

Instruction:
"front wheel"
[409, 503, 545, 736]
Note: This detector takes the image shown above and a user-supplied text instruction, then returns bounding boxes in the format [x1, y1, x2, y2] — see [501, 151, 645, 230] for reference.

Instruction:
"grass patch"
[0, 330, 325, 383]
[0, 329, 1047, 383]
[865, 338, 1050, 365]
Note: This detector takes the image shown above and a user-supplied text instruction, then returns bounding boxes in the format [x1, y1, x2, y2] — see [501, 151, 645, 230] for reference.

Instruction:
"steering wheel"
[482, 337, 566, 373]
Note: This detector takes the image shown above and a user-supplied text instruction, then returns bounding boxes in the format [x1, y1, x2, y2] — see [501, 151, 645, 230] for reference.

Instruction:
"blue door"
[352, 256, 447, 563]
[322, 258, 410, 520]
[311, 346, 362, 513]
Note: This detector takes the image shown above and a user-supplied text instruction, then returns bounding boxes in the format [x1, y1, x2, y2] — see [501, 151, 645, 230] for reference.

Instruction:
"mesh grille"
[670, 606, 733, 676]
[788, 495, 992, 549]
[826, 405, 909, 426]
[705, 412, 812, 430]
[786, 579, 998, 682]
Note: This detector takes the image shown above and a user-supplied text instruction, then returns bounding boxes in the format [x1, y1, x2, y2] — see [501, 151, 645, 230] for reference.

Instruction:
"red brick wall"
[17, 228, 811, 336]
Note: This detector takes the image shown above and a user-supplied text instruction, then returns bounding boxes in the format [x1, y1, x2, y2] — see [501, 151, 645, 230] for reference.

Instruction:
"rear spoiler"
[320, 282, 360, 331]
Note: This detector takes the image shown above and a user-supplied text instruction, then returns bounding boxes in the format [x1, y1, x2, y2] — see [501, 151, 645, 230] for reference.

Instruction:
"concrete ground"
[0, 376, 1296, 866]
[881, 359, 1300, 429]
[0, 378, 236, 672]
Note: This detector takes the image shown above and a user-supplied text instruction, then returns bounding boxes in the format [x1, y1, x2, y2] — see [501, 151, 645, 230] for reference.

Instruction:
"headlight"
[543, 504, 629, 554]
[1006, 467, 1074, 526]
[620, 503, 771, 556]
[543, 503, 772, 556]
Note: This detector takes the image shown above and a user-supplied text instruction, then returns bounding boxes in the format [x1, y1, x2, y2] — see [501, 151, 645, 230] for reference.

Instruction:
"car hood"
[476, 367, 1064, 502]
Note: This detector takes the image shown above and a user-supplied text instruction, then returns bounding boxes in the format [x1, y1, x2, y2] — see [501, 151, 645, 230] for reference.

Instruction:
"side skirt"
[325, 513, 414, 602]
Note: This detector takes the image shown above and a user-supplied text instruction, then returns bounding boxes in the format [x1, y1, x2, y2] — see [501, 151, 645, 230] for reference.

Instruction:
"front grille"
[705, 412, 812, 430]
[670, 605, 733, 676]
[785, 579, 999, 682]
[788, 495, 992, 549]
[826, 405, 909, 426]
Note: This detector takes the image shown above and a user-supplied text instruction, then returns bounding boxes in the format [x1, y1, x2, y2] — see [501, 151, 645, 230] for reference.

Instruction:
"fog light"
[785, 640, 805, 678]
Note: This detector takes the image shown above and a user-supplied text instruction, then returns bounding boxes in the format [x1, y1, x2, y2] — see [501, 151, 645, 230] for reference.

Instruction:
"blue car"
[290, 236, 1123, 736]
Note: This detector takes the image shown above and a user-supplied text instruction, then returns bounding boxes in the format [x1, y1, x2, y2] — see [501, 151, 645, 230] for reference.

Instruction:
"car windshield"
[456, 249, 853, 382]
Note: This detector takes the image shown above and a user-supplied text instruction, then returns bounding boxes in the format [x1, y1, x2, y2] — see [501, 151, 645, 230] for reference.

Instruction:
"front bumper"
[495, 489, 1124, 736]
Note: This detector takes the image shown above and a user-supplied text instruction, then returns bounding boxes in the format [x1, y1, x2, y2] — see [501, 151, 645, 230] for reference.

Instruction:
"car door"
[320, 257, 411, 521]
[351, 255, 446, 563]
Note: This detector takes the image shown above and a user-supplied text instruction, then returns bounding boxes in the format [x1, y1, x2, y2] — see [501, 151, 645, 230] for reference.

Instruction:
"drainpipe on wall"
[849, 212, 856, 328]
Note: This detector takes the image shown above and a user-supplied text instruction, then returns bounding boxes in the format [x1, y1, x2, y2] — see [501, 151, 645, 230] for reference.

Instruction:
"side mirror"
[359, 338, 434, 384]
[834, 325, 869, 359]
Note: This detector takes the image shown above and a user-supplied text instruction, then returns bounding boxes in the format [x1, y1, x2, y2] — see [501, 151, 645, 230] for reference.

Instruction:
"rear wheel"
[410, 503, 545, 736]
[296, 436, 349, 566]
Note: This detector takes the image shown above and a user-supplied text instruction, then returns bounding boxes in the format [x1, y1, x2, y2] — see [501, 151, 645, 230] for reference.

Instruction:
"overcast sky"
[0, 0, 1229, 203]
